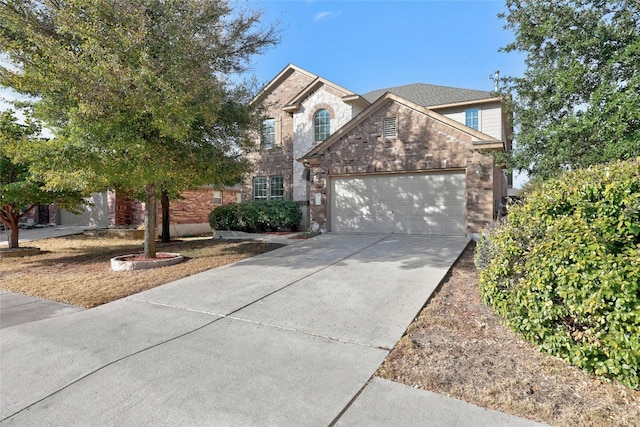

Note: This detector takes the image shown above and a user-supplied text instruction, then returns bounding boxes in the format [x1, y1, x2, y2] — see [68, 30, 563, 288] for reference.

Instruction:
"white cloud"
[314, 11, 334, 22]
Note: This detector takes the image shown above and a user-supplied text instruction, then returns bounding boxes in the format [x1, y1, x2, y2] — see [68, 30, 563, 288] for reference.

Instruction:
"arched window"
[314, 109, 330, 142]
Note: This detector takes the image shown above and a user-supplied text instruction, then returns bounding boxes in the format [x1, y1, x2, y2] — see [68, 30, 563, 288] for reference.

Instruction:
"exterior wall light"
[475, 164, 485, 179]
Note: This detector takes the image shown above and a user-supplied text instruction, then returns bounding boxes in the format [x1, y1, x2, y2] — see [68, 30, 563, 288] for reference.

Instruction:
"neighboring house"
[243, 64, 512, 237]
[57, 186, 241, 237]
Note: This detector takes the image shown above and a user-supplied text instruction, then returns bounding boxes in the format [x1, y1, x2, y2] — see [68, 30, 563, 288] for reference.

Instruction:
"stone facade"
[292, 85, 363, 202]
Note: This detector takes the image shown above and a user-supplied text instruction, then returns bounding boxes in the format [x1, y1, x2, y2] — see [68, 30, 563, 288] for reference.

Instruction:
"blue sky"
[1, 1, 523, 106]
[1, 0, 527, 185]
[245, 0, 524, 93]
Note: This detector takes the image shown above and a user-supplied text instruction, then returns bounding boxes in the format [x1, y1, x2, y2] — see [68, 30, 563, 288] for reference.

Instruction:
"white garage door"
[330, 171, 466, 235]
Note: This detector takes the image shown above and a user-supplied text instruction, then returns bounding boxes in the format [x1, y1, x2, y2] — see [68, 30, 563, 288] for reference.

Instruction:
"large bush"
[209, 200, 301, 232]
[476, 158, 640, 389]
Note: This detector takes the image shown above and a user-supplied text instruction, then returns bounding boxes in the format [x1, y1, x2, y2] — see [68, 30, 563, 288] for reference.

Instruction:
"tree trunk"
[144, 184, 157, 258]
[161, 189, 170, 243]
[1, 204, 21, 249]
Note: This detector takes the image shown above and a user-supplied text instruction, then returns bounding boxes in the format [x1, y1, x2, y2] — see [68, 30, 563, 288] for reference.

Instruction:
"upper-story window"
[465, 108, 479, 131]
[314, 109, 330, 143]
[261, 118, 275, 149]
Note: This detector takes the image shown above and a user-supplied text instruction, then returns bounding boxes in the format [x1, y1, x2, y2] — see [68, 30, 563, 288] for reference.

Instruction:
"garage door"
[330, 171, 466, 235]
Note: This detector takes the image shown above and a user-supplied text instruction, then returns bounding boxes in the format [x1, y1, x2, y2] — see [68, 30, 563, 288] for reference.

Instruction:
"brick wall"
[106, 190, 145, 227]
[243, 69, 316, 202]
[307, 101, 498, 234]
[159, 188, 239, 225]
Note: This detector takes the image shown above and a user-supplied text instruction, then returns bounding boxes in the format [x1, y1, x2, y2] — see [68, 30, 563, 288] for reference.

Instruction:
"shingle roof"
[362, 83, 494, 108]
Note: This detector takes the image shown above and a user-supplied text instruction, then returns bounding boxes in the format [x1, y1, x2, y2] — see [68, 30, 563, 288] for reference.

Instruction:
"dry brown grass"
[377, 244, 640, 427]
[0, 235, 282, 308]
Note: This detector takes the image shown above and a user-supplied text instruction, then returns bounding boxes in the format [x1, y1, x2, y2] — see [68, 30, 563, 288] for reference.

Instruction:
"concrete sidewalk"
[0, 225, 89, 246]
[0, 292, 84, 330]
[0, 234, 546, 426]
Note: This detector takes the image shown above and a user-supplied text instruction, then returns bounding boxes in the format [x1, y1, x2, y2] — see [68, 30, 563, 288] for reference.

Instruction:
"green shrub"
[476, 158, 640, 389]
[208, 204, 239, 231]
[209, 200, 301, 232]
[474, 220, 502, 271]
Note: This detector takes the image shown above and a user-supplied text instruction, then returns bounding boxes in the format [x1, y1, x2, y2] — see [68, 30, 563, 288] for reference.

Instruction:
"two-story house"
[243, 64, 511, 237]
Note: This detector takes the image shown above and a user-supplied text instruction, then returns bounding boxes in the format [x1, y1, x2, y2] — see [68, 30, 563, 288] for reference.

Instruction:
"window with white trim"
[314, 109, 330, 142]
[261, 118, 275, 149]
[253, 176, 284, 201]
[213, 190, 222, 205]
[465, 108, 479, 130]
[270, 176, 284, 200]
[253, 177, 267, 200]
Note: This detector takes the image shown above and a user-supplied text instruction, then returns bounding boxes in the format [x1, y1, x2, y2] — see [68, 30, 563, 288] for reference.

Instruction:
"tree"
[0, 111, 85, 248]
[158, 139, 251, 243]
[500, 0, 640, 179]
[0, 0, 276, 257]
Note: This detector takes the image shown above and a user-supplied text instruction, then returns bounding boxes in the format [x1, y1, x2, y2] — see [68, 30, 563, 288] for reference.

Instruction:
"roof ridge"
[365, 82, 492, 95]
[361, 82, 496, 108]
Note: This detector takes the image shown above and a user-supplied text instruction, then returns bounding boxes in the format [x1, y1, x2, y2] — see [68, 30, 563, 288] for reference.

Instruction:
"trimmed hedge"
[209, 200, 301, 232]
[475, 158, 640, 389]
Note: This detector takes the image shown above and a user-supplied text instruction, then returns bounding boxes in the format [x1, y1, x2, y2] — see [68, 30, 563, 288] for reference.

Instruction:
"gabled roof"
[299, 92, 502, 164]
[283, 76, 369, 112]
[362, 83, 497, 109]
[252, 64, 318, 103]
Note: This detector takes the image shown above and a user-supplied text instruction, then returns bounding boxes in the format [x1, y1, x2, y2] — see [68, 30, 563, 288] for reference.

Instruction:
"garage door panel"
[331, 172, 466, 235]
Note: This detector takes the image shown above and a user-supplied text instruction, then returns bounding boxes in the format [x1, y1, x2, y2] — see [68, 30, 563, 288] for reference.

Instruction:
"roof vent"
[383, 117, 397, 138]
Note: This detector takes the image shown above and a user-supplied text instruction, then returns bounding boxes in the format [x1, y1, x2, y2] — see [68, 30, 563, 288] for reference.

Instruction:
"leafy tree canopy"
[0, 0, 277, 256]
[1, 110, 86, 248]
[501, 0, 640, 179]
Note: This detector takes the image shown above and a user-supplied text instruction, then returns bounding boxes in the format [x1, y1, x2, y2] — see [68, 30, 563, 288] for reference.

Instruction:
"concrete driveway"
[0, 233, 545, 426]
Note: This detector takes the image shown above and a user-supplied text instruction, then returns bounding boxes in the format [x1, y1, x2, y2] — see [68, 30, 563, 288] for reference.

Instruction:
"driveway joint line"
[3, 234, 394, 422]
[0, 313, 226, 422]
[224, 314, 391, 350]
[129, 233, 393, 344]
[222, 234, 392, 319]
[128, 298, 223, 318]
[328, 376, 376, 427]
[130, 297, 392, 351]
[0, 300, 39, 310]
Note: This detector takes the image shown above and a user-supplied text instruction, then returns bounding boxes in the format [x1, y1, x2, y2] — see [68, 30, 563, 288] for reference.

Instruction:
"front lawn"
[0, 235, 282, 308]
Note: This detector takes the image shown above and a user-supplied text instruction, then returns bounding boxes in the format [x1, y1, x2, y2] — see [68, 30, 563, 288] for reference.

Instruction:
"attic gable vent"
[383, 117, 397, 138]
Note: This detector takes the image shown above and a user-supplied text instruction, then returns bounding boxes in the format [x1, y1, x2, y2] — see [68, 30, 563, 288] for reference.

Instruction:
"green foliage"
[0, 0, 277, 256]
[209, 201, 301, 232]
[0, 111, 86, 248]
[209, 204, 238, 231]
[500, 0, 640, 179]
[474, 220, 503, 271]
[476, 158, 640, 389]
